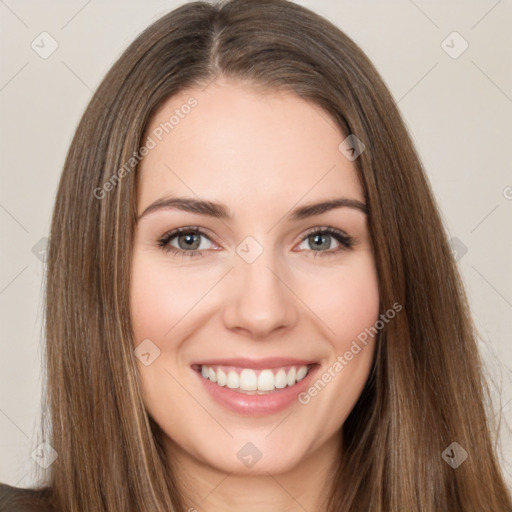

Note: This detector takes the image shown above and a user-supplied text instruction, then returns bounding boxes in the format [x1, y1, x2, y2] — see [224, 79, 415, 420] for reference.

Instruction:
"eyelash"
[156, 226, 354, 259]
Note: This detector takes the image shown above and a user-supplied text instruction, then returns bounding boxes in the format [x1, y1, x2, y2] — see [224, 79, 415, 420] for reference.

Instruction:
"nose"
[222, 244, 299, 339]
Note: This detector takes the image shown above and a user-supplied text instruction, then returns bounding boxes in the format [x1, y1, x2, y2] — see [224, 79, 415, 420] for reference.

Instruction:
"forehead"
[137, 79, 364, 213]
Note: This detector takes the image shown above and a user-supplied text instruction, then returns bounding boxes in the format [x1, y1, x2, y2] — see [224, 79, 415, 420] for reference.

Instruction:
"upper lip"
[192, 357, 317, 370]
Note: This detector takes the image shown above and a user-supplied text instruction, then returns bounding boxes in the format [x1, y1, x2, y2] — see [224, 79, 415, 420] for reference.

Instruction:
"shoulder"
[0, 483, 54, 512]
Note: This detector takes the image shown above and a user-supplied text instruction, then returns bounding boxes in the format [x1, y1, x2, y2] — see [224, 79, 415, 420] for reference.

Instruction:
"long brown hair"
[27, 0, 512, 510]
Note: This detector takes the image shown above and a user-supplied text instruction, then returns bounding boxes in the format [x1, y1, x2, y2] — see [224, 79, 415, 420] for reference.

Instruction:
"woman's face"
[131, 78, 379, 476]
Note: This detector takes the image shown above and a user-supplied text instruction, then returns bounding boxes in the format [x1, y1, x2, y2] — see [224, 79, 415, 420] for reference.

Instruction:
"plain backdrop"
[0, 0, 511, 489]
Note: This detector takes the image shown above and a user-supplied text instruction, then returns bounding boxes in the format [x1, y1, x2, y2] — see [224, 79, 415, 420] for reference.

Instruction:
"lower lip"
[193, 365, 319, 416]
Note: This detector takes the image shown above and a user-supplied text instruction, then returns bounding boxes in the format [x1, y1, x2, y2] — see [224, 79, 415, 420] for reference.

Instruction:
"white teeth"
[286, 367, 296, 387]
[258, 369, 275, 391]
[226, 371, 239, 389]
[274, 369, 287, 389]
[217, 368, 227, 387]
[199, 364, 311, 392]
[296, 366, 308, 381]
[239, 369, 258, 391]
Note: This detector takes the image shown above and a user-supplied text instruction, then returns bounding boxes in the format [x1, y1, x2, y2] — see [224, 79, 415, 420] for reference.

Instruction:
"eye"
[157, 226, 217, 258]
[295, 227, 353, 257]
[156, 226, 354, 258]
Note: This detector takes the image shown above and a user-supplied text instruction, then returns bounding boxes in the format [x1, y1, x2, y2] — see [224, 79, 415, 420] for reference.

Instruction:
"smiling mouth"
[192, 363, 313, 395]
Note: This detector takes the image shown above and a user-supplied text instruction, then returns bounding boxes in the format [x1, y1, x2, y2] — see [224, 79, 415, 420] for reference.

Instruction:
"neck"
[166, 433, 342, 512]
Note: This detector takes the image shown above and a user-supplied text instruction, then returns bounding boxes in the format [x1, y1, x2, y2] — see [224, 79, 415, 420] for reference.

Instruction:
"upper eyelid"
[160, 226, 352, 248]
[301, 225, 350, 239]
[163, 226, 221, 246]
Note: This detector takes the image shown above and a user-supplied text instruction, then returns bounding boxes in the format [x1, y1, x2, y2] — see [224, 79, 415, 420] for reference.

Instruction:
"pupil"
[311, 234, 329, 251]
[179, 232, 200, 250]
[176, 232, 332, 252]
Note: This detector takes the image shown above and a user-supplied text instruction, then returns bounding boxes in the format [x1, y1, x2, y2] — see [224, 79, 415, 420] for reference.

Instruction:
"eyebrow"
[137, 195, 368, 222]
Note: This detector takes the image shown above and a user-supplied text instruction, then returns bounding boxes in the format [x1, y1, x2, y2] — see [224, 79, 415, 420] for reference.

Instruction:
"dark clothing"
[0, 483, 54, 512]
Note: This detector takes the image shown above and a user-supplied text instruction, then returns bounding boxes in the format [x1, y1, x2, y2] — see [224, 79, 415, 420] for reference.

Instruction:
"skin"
[130, 78, 380, 512]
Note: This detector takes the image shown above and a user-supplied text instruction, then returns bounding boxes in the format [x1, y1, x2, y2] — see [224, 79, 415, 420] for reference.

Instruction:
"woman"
[1, 0, 510, 510]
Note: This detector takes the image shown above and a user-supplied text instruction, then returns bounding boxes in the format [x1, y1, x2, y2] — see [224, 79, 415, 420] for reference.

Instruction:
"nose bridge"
[237, 236, 281, 291]
[222, 234, 298, 337]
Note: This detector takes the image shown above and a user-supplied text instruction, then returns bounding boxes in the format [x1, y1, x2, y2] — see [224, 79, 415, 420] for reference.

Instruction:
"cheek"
[307, 252, 380, 351]
[129, 246, 382, 473]
[130, 248, 381, 365]
[130, 255, 212, 344]
[129, 254, 201, 421]
[293, 255, 379, 439]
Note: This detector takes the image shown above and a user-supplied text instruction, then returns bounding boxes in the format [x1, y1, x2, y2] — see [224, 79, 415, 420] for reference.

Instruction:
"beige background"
[0, 0, 511, 489]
